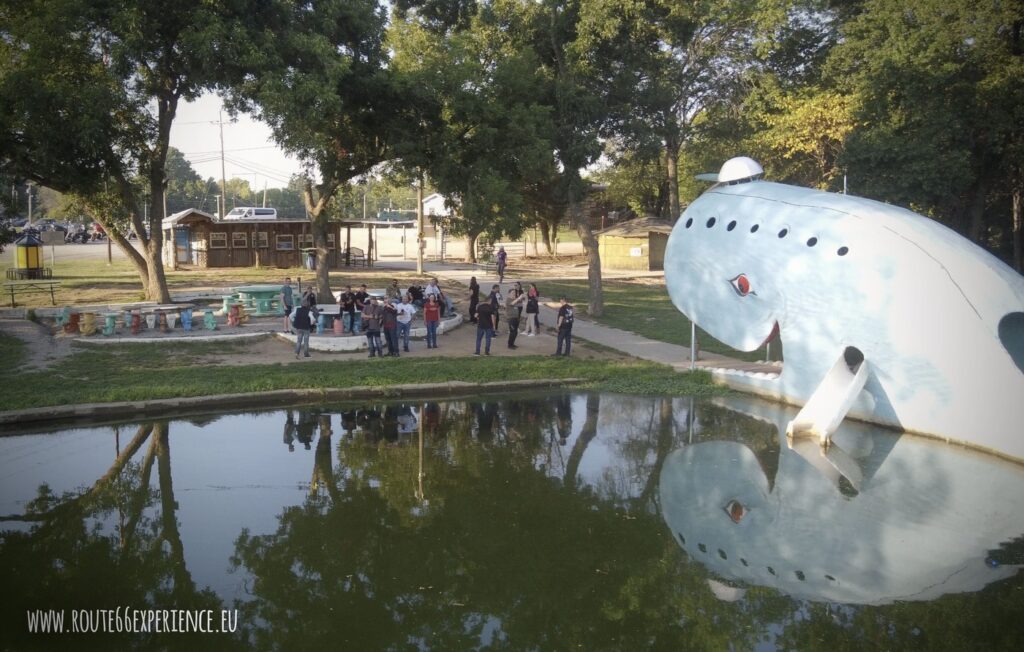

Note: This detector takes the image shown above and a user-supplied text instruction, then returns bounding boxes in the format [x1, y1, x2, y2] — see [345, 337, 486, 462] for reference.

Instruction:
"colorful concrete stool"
[102, 313, 117, 336]
[81, 312, 97, 336]
[203, 309, 217, 330]
[181, 308, 193, 331]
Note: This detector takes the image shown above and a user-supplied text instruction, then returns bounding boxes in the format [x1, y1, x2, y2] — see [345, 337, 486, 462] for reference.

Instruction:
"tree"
[827, 0, 1024, 265]
[225, 0, 396, 300]
[0, 0, 270, 301]
[531, 0, 609, 315]
[390, 4, 555, 263]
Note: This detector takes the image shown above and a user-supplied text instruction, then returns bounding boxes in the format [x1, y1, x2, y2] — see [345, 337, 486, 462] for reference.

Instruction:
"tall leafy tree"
[391, 3, 555, 262]
[0, 0, 267, 300]
[827, 0, 1024, 265]
[528, 0, 608, 315]
[225, 0, 396, 299]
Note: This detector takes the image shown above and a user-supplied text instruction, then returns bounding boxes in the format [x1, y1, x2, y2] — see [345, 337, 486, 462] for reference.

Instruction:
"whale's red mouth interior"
[760, 322, 780, 349]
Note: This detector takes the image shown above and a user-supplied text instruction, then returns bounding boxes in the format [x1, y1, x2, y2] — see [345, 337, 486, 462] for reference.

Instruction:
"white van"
[223, 207, 278, 220]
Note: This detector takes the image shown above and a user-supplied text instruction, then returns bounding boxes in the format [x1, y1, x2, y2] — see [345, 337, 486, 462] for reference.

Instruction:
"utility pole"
[416, 172, 424, 274]
[26, 182, 33, 225]
[219, 110, 227, 220]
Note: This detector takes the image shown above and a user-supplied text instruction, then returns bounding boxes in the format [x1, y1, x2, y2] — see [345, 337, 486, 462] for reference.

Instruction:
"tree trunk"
[92, 211, 152, 296]
[539, 221, 553, 255]
[313, 220, 332, 302]
[302, 179, 335, 301]
[143, 237, 172, 303]
[564, 394, 600, 489]
[665, 134, 681, 222]
[570, 190, 603, 317]
[154, 422, 196, 597]
[466, 232, 479, 263]
[140, 91, 176, 304]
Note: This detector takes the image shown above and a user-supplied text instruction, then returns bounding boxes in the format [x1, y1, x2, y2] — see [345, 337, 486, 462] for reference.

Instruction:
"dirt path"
[0, 319, 77, 371]
[1, 313, 628, 372]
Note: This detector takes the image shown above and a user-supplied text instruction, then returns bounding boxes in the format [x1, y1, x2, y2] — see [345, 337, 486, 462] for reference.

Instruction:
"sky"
[169, 92, 305, 190]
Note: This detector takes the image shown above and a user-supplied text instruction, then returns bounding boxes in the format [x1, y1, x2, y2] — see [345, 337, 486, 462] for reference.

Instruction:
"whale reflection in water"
[659, 396, 1024, 605]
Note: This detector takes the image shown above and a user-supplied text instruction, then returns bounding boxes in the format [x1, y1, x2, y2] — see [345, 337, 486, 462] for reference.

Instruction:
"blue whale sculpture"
[665, 158, 1024, 461]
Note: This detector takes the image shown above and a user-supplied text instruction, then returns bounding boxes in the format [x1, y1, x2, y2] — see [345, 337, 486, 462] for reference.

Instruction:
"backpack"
[561, 307, 574, 328]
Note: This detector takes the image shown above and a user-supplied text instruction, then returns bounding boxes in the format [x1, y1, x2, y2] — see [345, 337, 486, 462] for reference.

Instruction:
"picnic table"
[315, 304, 341, 334]
[232, 285, 283, 316]
[3, 279, 61, 307]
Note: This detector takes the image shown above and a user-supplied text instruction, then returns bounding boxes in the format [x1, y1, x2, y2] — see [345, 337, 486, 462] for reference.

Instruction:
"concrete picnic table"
[232, 285, 284, 316]
[315, 304, 341, 334]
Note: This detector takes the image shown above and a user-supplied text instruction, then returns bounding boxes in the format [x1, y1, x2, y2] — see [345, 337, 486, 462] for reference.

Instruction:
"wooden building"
[161, 209, 369, 269]
[597, 215, 674, 272]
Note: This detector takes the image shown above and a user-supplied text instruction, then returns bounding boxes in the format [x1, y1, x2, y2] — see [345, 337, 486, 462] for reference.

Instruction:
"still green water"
[1, 392, 1022, 651]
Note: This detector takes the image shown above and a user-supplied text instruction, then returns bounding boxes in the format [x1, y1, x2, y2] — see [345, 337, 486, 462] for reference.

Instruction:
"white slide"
[786, 351, 869, 445]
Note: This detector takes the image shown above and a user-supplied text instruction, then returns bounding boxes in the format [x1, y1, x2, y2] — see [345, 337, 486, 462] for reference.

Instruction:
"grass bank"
[0, 335, 723, 412]
[536, 279, 779, 363]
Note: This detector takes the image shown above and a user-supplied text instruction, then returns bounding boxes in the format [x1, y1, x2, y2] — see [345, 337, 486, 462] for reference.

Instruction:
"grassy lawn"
[0, 334, 723, 412]
[0, 257, 439, 308]
[537, 279, 778, 363]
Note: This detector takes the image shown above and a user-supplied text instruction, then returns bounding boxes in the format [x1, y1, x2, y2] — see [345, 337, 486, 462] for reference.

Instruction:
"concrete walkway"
[388, 259, 781, 377]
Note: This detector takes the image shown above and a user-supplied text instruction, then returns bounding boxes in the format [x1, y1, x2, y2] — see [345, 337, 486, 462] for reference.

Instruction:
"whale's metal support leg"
[786, 351, 869, 447]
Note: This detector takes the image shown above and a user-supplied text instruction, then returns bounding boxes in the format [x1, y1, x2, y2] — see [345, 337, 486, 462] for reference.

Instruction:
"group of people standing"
[279, 272, 575, 359]
[468, 277, 574, 357]
[339, 278, 453, 357]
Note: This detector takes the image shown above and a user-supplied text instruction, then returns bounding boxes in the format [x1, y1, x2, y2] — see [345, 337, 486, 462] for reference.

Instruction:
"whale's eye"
[725, 500, 747, 523]
[728, 274, 753, 297]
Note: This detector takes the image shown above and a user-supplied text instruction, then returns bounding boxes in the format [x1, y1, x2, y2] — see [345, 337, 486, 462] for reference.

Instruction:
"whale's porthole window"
[685, 218, 693, 228]
[727, 220, 737, 231]
[706, 217, 717, 228]
[718, 549, 728, 560]
[778, 228, 788, 238]
[838, 246, 849, 256]
[698, 543, 707, 553]
[677, 533, 686, 546]
[807, 237, 818, 247]
[767, 566, 776, 576]
[795, 570, 806, 581]
[750, 224, 760, 233]
[825, 574, 836, 581]
[740, 558, 749, 567]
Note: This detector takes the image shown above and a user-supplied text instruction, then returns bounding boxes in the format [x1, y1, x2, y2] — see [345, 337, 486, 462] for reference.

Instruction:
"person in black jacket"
[292, 296, 319, 359]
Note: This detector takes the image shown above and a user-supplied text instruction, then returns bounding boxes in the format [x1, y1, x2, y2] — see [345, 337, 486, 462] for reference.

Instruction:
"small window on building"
[300, 233, 314, 248]
[232, 232, 248, 248]
[256, 232, 269, 248]
[210, 232, 227, 249]
[276, 235, 295, 251]
[327, 234, 336, 249]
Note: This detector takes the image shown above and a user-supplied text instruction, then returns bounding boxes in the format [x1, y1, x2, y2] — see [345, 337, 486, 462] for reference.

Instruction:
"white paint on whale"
[664, 169, 1024, 461]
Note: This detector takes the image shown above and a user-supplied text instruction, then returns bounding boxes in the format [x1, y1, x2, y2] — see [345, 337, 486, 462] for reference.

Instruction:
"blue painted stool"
[181, 308, 193, 331]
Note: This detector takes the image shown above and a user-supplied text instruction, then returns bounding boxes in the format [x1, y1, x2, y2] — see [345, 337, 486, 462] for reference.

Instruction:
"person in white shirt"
[395, 293, 417, 352]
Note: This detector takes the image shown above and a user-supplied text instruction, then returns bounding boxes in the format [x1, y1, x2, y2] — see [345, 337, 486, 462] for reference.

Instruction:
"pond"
[1, 392, 1022, 650]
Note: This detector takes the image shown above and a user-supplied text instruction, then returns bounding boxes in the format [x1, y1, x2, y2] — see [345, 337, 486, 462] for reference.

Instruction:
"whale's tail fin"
[786, 348, 869, 446]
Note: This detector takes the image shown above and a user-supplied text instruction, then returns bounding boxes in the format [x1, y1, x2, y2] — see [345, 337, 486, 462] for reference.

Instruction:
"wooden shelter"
[597, 215, 674, 271]
[161, 209, 366, 269]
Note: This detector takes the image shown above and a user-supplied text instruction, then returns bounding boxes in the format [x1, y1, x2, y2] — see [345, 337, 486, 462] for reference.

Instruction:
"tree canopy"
[3, 0, 1020, 280]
